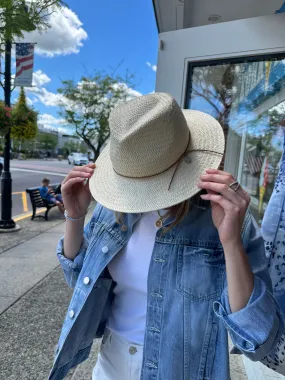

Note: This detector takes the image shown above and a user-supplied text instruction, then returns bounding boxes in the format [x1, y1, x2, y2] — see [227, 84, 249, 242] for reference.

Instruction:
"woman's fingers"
[197, 180, 248, 208]
[200, 170, 251, 204]
[72, 165, 95, 173]
[200, 193, 235, 212]
[62, 164, 96, 184]
[62, 177, 86, 192]
[62, 171, 92, 184]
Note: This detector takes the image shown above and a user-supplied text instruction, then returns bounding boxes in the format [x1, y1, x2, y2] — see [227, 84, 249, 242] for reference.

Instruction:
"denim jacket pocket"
[177, 246, 225, 301]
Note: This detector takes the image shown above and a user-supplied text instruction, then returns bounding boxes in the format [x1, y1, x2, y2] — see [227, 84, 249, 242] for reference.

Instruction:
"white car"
[68, 153, 89, 166]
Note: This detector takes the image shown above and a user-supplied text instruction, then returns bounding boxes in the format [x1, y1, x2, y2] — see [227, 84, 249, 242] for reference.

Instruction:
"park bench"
[26, 183, 61, 221]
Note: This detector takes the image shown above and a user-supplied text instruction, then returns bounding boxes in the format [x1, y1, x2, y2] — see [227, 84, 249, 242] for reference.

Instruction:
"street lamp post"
[0, 38, 15, 230]
[0, 0, 35, 230]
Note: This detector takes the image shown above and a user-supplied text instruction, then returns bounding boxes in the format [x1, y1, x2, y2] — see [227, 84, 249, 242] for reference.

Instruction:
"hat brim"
[89, 110, 225, 213]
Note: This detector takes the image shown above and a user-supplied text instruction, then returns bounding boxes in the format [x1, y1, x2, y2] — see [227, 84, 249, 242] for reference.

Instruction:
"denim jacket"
[49, 202, 284, 380]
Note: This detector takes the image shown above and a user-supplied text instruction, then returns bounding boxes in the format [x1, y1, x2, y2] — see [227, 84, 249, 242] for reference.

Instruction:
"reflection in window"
[186, 58, 285, 223]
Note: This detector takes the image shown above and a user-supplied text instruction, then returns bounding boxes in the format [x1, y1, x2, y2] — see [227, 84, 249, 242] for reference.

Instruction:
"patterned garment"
[262, 131, 285, 303]
[261, 130, 285, 373]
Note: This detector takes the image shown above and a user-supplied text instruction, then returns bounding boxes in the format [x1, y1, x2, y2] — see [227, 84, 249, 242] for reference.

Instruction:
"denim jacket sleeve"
[57, 203, 103, 289]
[213, 211, 285, 367]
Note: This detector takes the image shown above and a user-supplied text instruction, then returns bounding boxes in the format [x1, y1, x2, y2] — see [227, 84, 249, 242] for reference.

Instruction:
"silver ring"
[229, 181, 240, 192]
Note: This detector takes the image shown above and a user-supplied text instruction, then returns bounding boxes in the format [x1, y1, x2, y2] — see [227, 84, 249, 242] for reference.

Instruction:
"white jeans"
[92, 329, 143, 380]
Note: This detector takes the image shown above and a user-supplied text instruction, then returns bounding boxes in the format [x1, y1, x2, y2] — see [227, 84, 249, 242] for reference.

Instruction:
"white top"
[107, 211, 163, 344]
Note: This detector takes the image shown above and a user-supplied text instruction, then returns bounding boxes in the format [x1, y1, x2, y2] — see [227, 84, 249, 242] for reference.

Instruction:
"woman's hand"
[197, 169, 251, 246]
[61, 163, 96, 219]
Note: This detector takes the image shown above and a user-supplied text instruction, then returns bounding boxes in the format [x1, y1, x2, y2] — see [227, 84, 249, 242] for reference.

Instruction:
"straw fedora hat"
[90, 92, 225, 213]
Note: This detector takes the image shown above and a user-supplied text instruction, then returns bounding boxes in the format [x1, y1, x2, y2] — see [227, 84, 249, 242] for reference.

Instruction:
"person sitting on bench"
[39, 178, 64, 214]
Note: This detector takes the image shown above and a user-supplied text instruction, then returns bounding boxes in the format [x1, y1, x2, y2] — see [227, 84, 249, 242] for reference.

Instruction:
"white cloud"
[26, 85, 68, 107]
[113, 83, 142, 100]
[33, 70, 51, 87]
[12, 70, 56, 107]
[26, 97, 34, 106]
[38, 113, 72, 134]
[127, 88, 142, 99]
[126, 87, 143, 99]
[22, 7, 88, 57]
[26, 70, 142, 109]
[38, 113, 66, 125]
[35, 88, 67, 107]
[146, 62, 157, 72]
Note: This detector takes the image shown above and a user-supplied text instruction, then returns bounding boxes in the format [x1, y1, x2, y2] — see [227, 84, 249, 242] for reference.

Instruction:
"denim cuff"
[214, 276, 281, 360]
[57, 237, 89, 288]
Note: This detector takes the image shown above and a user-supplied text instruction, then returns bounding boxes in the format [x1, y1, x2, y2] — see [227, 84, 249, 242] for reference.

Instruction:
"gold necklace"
[155, 210, 164, 228]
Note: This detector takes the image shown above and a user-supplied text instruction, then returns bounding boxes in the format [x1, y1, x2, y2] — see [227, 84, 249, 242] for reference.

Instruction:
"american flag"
[15, 43, 34, 87]
[245, 151, 263, 174]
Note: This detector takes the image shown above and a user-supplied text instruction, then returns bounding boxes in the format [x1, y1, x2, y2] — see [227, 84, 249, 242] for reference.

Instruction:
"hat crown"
[110, 93, 190, 178]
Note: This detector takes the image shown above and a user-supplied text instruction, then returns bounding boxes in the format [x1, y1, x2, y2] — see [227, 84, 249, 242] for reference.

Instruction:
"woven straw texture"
[90, 93, 225, 213]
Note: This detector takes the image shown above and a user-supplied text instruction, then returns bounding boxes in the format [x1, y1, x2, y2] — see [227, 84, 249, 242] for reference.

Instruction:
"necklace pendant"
[155, 219, 163, 228]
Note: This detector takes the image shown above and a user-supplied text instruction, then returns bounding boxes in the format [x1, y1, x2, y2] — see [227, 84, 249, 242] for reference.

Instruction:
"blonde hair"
[115, 199, 191, 232]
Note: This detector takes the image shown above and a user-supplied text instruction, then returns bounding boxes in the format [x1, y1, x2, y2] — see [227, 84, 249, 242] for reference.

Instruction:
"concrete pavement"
[0, 204, 101, 380]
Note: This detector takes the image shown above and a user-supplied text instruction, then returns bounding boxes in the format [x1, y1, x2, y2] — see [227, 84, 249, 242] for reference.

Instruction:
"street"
[0, 159, 72, 219]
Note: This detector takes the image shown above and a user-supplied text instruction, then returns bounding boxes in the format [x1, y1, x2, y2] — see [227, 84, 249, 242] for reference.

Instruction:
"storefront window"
[186, 56, 285, 223]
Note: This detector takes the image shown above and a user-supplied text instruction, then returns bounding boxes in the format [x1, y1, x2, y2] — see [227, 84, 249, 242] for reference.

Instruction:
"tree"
[0, 0, 66, 48]
[63, 139, 88, 155]
[58, 72, 136, 162]
[190, 64, 237, 141]
[37, 131, 58, 151]
[11, 87, 38, 148]
[79, 143, 87, 154]
[0, 0, 66, 228]
[0, 101, 12, 136]
[63, 139, 78, 155]
[245, 104, 285, 154]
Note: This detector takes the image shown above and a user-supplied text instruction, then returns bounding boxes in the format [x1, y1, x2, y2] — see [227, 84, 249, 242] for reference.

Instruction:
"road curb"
[14, 208, 46, 222]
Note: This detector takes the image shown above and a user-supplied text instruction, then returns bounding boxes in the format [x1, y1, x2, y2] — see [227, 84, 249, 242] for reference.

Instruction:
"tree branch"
[192, 88, 223, 117]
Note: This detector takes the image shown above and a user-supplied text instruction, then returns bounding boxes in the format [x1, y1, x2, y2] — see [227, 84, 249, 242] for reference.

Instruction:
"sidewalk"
[0, 204, 100, 380]
[0, 204, 279, 380]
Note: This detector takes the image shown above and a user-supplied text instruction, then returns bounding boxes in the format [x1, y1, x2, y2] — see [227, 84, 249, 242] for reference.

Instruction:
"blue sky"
[12, 0, 158, 133]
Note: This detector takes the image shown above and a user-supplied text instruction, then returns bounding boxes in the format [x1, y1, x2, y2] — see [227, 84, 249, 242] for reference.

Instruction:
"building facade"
[153, 1, 285, 378]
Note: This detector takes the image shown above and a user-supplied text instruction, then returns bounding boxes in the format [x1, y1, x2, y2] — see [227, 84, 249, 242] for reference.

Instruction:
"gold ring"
[229, 181, 240, 192]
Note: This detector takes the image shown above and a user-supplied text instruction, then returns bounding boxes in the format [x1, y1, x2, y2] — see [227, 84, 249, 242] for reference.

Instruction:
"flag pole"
[0, 38, 15, 230]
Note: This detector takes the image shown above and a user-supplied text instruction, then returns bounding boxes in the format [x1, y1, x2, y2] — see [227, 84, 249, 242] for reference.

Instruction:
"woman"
[49, 93, 284, 380]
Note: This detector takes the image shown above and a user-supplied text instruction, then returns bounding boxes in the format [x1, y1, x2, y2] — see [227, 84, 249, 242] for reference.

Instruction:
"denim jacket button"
[102, 246, 109, 253]
[69, 310, 75, 319]
[121, 225, 128, 232]
[83, 277, 90, 285]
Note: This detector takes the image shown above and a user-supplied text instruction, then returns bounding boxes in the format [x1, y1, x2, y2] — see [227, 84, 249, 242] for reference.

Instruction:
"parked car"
[68, 152, 89, 166]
